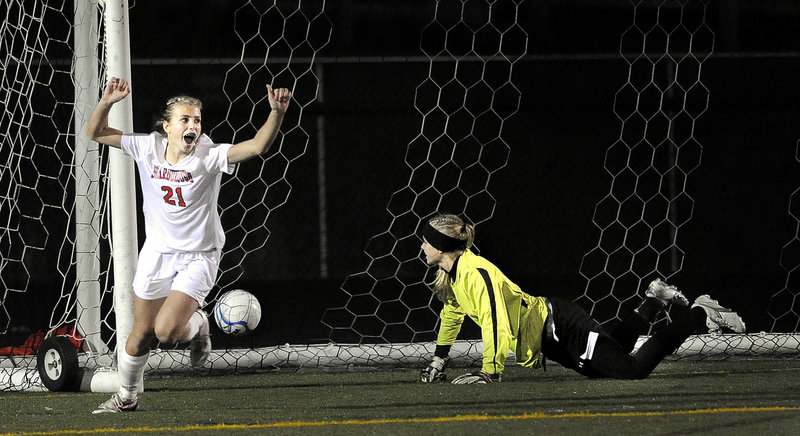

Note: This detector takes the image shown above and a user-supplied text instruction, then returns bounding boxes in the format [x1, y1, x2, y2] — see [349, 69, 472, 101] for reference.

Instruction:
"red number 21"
[161, 186, 186, 207]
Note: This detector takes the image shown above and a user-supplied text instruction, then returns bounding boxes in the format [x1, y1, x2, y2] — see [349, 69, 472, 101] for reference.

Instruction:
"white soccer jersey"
[121, 133, 236, 252]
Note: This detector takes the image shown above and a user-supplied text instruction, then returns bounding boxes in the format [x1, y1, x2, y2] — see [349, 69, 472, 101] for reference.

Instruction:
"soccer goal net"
[2, 0, 799, 392]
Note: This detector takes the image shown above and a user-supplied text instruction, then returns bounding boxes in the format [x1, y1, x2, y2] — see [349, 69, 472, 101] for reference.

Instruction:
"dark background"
[118, 0, 800, 343]
[3, 0, 800, 349]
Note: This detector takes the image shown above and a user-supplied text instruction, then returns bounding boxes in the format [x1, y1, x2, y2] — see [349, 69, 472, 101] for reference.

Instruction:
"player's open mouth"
[183, 132, 197, 145]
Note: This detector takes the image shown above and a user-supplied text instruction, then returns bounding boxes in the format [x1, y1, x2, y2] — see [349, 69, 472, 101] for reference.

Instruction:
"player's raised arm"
[227, 85, 292, 164]
[86, 77, 130, 148]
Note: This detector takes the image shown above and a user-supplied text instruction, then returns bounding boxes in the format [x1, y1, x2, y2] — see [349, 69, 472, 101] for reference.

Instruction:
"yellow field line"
[2, 406, 798, 435]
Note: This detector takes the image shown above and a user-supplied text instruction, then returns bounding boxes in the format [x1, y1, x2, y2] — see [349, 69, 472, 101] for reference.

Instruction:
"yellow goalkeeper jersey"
[437, 249, 549, 375]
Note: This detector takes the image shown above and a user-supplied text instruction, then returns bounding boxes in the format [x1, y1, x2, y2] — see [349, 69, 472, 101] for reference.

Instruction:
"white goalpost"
[72, 0, 139, 392]
[73, 0, 105, 357]
[100, 0, 137, 363]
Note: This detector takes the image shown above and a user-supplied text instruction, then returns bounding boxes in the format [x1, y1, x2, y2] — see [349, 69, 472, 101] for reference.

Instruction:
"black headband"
[423, 221, 468, 253]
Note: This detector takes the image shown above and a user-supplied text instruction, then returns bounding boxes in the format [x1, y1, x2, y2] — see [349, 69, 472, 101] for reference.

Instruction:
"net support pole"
[315, 63, 328, 278]
[666, 61, 679, 272]
[73, 0, 106, 354]
[103, 0, 137, 367]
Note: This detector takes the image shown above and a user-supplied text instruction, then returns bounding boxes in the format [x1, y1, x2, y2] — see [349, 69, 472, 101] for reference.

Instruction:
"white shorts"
[132, 243, 221, 306]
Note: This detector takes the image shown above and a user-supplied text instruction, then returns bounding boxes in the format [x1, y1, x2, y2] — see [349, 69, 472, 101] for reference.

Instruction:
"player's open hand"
[420, 356, 449, 382]
[102, 77, 131, 105]
[267, 85, 292, 114]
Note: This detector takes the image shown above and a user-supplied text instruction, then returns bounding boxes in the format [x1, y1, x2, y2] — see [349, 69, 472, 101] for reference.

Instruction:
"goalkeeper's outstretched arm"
[86, 77, 130, 147]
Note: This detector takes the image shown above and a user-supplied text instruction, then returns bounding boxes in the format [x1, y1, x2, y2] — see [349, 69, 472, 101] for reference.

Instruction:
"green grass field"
[1, 358, 799, 435]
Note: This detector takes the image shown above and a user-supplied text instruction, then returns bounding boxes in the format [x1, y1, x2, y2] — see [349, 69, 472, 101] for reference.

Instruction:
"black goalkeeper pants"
[541, 297, 706, 379]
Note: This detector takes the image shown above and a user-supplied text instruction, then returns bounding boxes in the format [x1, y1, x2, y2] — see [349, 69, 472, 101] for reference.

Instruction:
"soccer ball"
[213, 289, 262, 336]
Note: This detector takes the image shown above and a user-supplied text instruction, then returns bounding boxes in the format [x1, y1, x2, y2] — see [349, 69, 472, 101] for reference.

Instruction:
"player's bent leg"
[625, 307, 707, 379]
[153, 291, 210, 367]
[127, 296, 163, 354]
[603, 298, 662, 353]
[587, 307, 706, 379]
[162, 251, 217, 367]
[601, 282, 682, 357]
[153, 291, 200, 344]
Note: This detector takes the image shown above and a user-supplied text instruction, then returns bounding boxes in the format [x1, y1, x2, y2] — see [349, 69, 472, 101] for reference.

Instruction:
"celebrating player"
[418, 213, 745, 384]
[86, 77, 292, 412]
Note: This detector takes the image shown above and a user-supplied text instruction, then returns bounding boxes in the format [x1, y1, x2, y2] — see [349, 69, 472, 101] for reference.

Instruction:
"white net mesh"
[322, 0, 800, 362]
[576, 0, 800, 357]
[211, 3, 329, 313]
[0, 0, 116, 391]
[322, 0, 527, 355]
[577, 2, 712, 321]
[2, 0, 799, 392]
[770, 141, 800, 332]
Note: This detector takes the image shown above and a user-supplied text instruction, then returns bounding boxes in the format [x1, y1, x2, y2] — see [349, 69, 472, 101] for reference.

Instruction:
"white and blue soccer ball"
[214, 289, 262, 336]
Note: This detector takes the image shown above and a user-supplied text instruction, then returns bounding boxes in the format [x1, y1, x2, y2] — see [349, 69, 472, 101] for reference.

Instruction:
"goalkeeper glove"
[451, 371, 501, 384]
[420, 356, 449, 383]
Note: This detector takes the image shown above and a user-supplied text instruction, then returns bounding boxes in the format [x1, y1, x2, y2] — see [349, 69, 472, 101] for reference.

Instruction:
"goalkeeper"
[419, 213, 745, 384]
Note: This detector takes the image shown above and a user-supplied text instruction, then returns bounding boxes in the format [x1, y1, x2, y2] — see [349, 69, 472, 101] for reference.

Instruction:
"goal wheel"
[36, 336, 80, 391]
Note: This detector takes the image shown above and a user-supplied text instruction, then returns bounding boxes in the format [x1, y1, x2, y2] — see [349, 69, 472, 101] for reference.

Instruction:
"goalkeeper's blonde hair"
[428, 214, 474, 304]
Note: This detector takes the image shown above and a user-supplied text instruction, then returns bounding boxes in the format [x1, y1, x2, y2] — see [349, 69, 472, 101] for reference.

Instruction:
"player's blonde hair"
[153, 95, 203, 136]
[427, 214, 474, 304]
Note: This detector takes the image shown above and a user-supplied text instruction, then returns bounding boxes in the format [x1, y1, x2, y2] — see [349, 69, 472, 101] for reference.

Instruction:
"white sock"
[185, 310, 204, 342]
[117, 348, 148, 401]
